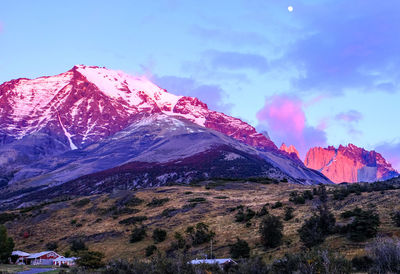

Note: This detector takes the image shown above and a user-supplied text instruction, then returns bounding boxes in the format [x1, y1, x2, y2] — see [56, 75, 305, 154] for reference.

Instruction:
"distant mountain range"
[0, 65, 333, 208]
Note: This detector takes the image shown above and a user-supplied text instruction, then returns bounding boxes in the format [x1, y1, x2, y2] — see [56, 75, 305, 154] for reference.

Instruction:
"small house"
[53, 256, 77, 266]
[26, 251, 60, 265]
[11, 251, 31, 264]
[189, 258, 237, 269]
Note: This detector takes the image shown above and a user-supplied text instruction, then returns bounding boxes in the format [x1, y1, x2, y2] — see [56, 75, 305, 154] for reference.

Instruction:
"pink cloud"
[256, 94, 327, 159]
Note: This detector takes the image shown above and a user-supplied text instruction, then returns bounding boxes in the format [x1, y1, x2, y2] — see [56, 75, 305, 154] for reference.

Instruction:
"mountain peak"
[0, 66, 277, 152]
[279, 143, 300, 160]
[304, 144, 398, 183]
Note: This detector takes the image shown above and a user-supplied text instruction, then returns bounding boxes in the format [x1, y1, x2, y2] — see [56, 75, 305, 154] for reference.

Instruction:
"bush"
[368, 237, 400, 273]
[340, 207, 380, 242]
[145, 245, 157, 257]
[298, 205, 336, 248]
[302, 190, 314, 200]
[73, 198, 91, 207]
[187, 197, 206, 203]
[289, 191, 305, 205]
[392, 210, 400, 227]
[76, 250, 105, 269]
[283, 207, 294, 221]
[147, 198, 170, 207]
[234, 208, 255, 223]
[46, 242, 58, 251]
[119, 215, 147, 225]
[351, 255, 373, 272]
[259, 215, 283, 249]
[0, 225, 14, 263]
[0, 213, 18, 225]
[70, 239, 87, 252]
[256, 205, 269, 217]
[186, 222, 215, 246]
[271, 249, 351, 274]
[271, 201, 283, 209]
[230, 238, 250, 258]
[298, 216, 325, 248]
[130, 227, 146, 243]
[152, 228, 167, 243]
[161, 208, 178, 218]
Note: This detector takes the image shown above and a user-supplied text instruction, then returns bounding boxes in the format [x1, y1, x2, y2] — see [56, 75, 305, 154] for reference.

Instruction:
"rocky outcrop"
[304, 144, 399, 183]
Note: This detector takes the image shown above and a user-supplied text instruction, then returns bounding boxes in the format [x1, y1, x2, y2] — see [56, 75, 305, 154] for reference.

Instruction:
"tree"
[186, 222, 215, 246]
[259, 215, 283, 249]
[130, 227, 146, 243]
[230, 238, 250, 258]
[152, 228, 167, 243]
[341, 208, 380, 242]
[284, 207, 294, 221]
[70, 239, 87, 252]
[298, 216, 325, 248]
[76, 250, 105, 269]
[391, 211, 400, 227]
[145, 245, 157, 257]
[46, 242, 58, 251]
[0, 225, 14, 263]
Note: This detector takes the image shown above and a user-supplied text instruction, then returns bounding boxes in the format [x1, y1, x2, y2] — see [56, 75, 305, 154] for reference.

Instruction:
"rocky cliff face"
[280, 143, 300, 159]
[304, 144, 399, 183]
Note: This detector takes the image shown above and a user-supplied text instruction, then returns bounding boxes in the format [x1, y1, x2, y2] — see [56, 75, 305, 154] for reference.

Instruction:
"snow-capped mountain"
[0, 65, 333, 207]
[304, 144, 399, 183]
[0, 65, 276, 151]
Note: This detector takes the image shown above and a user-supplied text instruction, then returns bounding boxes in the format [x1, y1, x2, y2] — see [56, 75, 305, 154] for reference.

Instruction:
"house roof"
[189, 258, 237, 265]
[12, 251, 31, 257]
[54, 256, 77, 262]
[27, 251, 59, 259]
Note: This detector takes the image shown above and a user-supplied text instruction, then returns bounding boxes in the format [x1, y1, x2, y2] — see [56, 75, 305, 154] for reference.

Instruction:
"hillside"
[2, 177, 400, 264]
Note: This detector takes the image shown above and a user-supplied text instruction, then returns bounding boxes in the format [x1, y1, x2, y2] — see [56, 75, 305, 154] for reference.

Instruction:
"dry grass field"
[3, 179, 400, 263]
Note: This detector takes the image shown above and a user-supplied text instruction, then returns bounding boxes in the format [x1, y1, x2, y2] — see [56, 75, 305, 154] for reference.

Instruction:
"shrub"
[230, 238, 250, 258]
[341, 207, 380, 242]
[0, 225, 14, 263]
[73, 198, 91, 207]
[351, 255, 373, 272]
[186, 222, 215, 246]
[161, 208, 178, 218]
[147, 198, 170, 207]
[76, 250, 105, 269]
[284, 207, 294, 221]
[271, 249, 351, 274]
[392, 210, 400, 227]
[259, 215, 283, 249]
[302, 190, 314, 200]
[152, 228, 167, 243]
[0, 213, 18, 225]
[70, 239, 87, 252]
[271, 201, 283, 209]
[368, 237, 400, 273]
[123, 196, 144, 207]
[187, 197, 206, 203]
[130, 227, 146, 243]
[289, 191, 305, 204]
[119, 215, 147, 225]
[145, 245, 157, 257]
[257, 205, 269, 217]
[298, 216, 325, 248]
[46, 242, 58, 251]
[235, 208, 256, 223]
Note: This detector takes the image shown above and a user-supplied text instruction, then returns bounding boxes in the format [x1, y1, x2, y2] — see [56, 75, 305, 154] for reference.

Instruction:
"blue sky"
[1, 0, 399, 168]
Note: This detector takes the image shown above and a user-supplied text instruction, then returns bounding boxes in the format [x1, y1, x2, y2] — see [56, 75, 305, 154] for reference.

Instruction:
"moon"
[288, 6, 294, 12]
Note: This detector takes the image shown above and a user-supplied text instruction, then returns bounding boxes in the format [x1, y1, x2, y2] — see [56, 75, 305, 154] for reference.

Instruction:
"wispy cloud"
[335, 110, 363, 123]
[204, 50, 269, 73]
[152, 75, 232, 113]
[282, 0, 400, 95]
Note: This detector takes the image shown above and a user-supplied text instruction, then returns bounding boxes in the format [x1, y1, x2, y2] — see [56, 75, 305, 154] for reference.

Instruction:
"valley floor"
[3, 179, 400, 264]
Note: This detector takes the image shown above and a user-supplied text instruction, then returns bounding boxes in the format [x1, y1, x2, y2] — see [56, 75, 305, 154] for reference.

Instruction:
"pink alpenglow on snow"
[0, 65, 277, 151]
